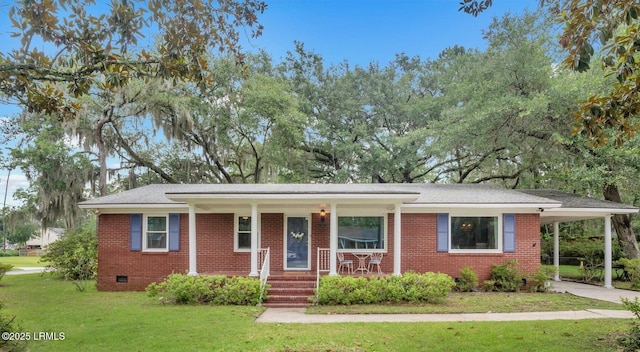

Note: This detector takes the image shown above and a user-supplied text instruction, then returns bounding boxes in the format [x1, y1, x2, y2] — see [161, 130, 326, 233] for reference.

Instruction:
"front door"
[285, 216, 310, 270]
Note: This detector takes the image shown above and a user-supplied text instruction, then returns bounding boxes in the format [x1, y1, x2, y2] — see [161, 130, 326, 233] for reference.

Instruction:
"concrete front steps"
[263, 274, 316, 308]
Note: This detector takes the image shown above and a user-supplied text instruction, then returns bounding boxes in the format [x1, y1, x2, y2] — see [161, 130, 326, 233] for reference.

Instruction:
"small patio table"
[352, 253, 370, 274]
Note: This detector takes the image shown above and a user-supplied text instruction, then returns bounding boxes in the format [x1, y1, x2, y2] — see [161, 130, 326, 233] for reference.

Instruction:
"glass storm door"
[285, 216, 310, 270]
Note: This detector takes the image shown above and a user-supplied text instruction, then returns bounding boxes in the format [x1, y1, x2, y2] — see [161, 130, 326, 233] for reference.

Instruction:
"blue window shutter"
[168, 213, 180, 251]
[436, 213, 449, 252]
[130, 214, 142, 251]
[503, 214, 516, 252]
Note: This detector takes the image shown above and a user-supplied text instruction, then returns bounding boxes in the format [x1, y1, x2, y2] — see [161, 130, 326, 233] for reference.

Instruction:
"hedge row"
[146, 274, 265, 305]
[315, 271, 455, 305]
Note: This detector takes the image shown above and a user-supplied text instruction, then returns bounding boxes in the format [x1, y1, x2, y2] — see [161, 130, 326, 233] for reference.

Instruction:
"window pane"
[147, 232, 166, 249]
[451, 216, 498, 250]
[238, 233, 251, 249]
[337, 216, 384, 249]
[147, 216, 167, 231]
[238, 217, 251, 232]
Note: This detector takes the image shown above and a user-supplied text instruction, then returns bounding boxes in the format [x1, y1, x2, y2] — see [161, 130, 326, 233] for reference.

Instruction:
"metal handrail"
[258, 247, 270, 304]
[316, 248, 331, 301]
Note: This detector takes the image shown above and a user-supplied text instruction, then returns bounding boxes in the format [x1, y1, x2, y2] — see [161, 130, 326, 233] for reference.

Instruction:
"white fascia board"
[401, 203, 561, 211]
[545, 207, 639, 215]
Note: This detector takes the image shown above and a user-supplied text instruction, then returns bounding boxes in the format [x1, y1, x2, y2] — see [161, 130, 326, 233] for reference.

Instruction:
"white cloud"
[0, 171, 29, 207]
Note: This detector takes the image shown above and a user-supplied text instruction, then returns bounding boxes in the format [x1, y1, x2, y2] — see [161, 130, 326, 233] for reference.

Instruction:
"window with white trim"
[337, 216, 386, 251]
[144, 215, 168, 251]
[451, 216, 499, 250]
[235, 216, 251, 251]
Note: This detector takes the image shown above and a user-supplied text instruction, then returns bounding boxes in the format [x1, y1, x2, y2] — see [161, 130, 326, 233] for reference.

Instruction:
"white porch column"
[393, 203, 402, 276]
[553, 222, 560, 281]
[188, 203, 197, 275]
[249, 203, 259, 277]
[329, 203, 338, 275]
[604, 215, 613, 288]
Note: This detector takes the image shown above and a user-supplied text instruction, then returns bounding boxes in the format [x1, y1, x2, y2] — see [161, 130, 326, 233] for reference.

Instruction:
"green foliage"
[488, 260, 521, 292]
[455, 266, 479, 292]
[619, 297, 640, 352]
[619, 258, 640, 289]
[528, 265, 557, 293]
[402, 272, 456, 303]
[146, 274, 264, 305]
[315, 272, 455, 305]
[559, 238, 605, 259]
[41, 221, 97, 290]
[0, 301, 27, 352]
[482, 280, 496, 292]
[2, 0, 266, 121]
[0, 263, 14, 282]
[0, 251, 19, 257]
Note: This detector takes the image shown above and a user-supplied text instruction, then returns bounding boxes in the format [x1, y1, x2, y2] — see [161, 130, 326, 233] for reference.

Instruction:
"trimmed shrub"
[146, 274, 264, 305]
[527, 265, 557, 292]
[316, 272, 455, 305]
[402, 271, 455, 303]
[213, 276, 263, 306]
[482, 279, 496, 292]
[489, 260, 521, 292]
[455, 266, 479, 292]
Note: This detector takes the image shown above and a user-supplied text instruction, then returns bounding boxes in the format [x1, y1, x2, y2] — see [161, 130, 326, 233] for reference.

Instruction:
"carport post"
[604, 215, 613, 288]
[553, 222, 560, 281]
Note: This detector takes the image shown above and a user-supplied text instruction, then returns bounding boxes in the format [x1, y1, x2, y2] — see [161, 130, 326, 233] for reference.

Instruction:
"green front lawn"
[0, 256, 47, 268]
[0, 274, 633, 351]
[308, 290, 622, 315]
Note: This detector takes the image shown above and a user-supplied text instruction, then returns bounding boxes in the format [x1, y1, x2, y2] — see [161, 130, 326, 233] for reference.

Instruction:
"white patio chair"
[337, 252, 353, 274]
[368, 252, 384, 274]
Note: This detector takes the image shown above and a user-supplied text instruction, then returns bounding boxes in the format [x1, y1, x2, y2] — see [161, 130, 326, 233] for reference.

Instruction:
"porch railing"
[316, 248, 331, 299]
[258, 247, 270, 303]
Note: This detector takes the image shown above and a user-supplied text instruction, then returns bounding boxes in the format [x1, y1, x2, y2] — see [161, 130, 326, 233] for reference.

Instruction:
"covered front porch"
[165, 185, 421, 278]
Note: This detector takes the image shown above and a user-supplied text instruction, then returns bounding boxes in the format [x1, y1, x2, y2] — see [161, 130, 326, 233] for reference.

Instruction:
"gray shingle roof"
[79, 183, 561, 207]
[519, 189, 638, 210]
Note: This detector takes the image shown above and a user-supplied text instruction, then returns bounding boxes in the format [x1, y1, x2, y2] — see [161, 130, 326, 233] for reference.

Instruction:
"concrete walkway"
[256, 281, 639, 324]
[6, 267, 47, 275]
[553, 280, 640, 304]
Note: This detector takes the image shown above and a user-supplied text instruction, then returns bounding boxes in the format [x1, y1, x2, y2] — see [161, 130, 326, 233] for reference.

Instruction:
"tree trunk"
[96, 107, 111, 197]
[603, 183, 639, 259]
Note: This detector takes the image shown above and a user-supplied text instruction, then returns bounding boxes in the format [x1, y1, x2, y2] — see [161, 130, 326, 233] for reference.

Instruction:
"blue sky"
[0, 0, 540, 207]
[244, 0, 540, 66]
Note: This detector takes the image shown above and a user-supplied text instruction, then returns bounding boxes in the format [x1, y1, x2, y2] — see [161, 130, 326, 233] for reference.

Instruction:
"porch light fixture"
[320, 209, 326, 224]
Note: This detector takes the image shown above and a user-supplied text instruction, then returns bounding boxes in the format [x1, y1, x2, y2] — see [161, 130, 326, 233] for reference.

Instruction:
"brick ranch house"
[79, 183, 637, 292]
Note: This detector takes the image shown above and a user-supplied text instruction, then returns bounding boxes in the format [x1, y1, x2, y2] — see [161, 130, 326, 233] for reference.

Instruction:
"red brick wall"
[97, 214, 189, 291]
[400, 213, 541, 281]
[96, 212, 540, 291]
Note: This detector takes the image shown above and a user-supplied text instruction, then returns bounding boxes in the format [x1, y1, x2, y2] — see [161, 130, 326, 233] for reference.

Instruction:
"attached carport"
[521, 190, 639, 288]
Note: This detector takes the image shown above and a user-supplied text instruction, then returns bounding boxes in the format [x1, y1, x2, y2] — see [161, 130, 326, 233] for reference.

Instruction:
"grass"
[0, 256, 47, 268]
[0, 274, 634, 352]
[307, 291, 623, 314]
